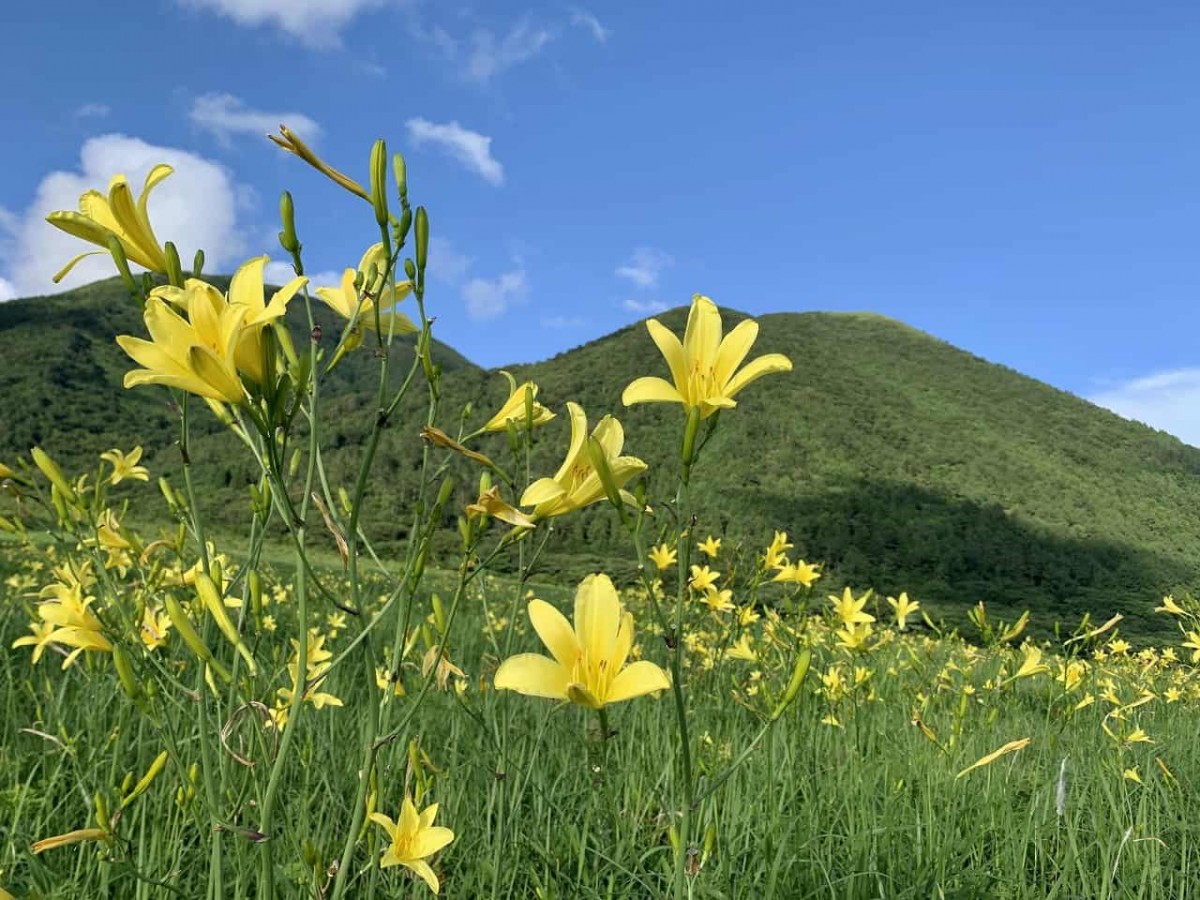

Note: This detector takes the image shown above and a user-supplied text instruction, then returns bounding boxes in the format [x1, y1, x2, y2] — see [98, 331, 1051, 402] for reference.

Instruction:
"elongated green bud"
[370, 139, 389, 227]
[431, 594, 446, 636]
[196, 573, 256, 675]
[404, 258, 417, 281]
[435, 476, 455, 511]
[193, 249, 205, 278]
[397, 207, 413, 245]
[164, 595, 230, 682]
[158, 477, 179, 511]
[121, 772, 135, 794]
[105, 234, 139, 301]
[121, 750, 169, 809]
[94, 792, 110, 830]
[288, 449, 302, 479]
[587, 437, 624, 510]
[415, 207, 428, 274]
[164, 241, 184, 288]
[249, 570, 263, 618]
[31, 447, 74, 501]
[0, 515, 15, 533]
[393, 153, 408, 202]
[112, 645, 142, 701]
[505, 419, 521, 456]
[279, 191, 300, 253]
[770, 649, 811, 721]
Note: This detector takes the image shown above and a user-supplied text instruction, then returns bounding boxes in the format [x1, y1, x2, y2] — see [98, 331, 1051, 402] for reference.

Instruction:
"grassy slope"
[3, 281, 1199, 633]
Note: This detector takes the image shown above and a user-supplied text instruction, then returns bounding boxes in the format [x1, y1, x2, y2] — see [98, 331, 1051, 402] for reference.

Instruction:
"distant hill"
[3, 278, 1198, 636]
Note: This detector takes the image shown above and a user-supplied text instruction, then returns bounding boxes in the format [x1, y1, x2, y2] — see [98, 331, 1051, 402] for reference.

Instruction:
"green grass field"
[3, 536, 1198, 899]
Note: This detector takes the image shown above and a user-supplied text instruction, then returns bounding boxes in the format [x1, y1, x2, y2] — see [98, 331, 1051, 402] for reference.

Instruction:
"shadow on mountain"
[729, 476, 1185, 637]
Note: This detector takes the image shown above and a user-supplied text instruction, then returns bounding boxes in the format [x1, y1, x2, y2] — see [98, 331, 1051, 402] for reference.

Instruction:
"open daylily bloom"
[117, 287, 246, 403]
[466, 486, 536, 529]
[47, 165, 173, 282]
[479, 370, 556, 432]
[316, 243, 416, 354]
[520, 403, 646, 519]
[370, 795, 455, 894]
[12, 581, 111, 669]
[225, 255, 307, 383]
[622, 294, 793, 418]
[117, 256, 304, 402]
[99, 447, 150, 484]
[494, 573, 670, 709]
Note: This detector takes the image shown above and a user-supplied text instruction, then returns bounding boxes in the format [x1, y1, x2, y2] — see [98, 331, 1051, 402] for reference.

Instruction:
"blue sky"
[3, 1, 1200, 441]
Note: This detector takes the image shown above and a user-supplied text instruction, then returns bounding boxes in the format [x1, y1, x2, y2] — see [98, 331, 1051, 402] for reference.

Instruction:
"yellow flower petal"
[528, 599, 579, 670]
[621, 376, 684, 406]
[605, 659, 670, 704]
[494, 653, 569, 699]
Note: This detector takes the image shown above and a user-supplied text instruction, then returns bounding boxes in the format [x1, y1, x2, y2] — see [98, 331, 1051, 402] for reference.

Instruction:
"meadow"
[2, 128, 1199, 900]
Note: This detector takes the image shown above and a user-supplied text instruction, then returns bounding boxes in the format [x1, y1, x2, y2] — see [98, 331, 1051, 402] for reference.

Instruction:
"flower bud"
[121, 751, 169, 809]
[278, 191, 300, 253]
[770, 649, 811, 721]
[164, 241, 184, 288]
[404, 258, 417, 281]
[105, 234, 139, 300]
[415, 207, 429, 274]
[193, 249, 205, 278]
[393, 153, 408, 202]
[113, 645, 142, 701]
[370, 139, 389, 227]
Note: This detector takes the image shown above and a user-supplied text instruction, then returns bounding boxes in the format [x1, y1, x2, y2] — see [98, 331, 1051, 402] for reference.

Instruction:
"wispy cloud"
[426, 236, 473, 284]
[616, 247, 673, 289]
[465, 19, 554, 84]
[0, 134, 245, 298]
[570, 8, 609, 43]
[405, 118, 503, 185]
[73, 103, 111, 119]
[264, 261, 341, 290]
[542, 314, 589, 328]
[191, 93, 322, 148]
[622, 298, 668, 315]
[177, 0, 390, 48]
[0, 277, 16, 302]
[463, 267, 527, 320]
[1089, 368, 1200, 447]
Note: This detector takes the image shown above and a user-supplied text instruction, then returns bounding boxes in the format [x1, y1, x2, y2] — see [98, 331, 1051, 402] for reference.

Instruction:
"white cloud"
[622, 298, 667, 315]
[74, 103, 111, 119]
[426, 236, 473, 284]
[570, 9, 609, 42]
[0, 277, 17, 302]
[616, 247, 673, 289]
[465, 19, 553, 83]
[177, 0, 389, 48]
[462, 267, 526, 320]
[264, 260, 341, 290]
[1089, 368, 1200, 447]
[191, 93, 322, 148]
[0, 134, 245, 297]
[405, 118, 503, 186]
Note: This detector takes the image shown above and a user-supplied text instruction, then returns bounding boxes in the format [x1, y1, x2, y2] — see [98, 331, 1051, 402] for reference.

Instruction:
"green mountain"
[3, 278, 1198, 636]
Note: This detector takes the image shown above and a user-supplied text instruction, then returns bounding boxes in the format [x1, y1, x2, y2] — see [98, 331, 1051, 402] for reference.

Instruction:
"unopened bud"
[370, 139, 389, 227]
[193, 249, 206, 278]
[279, 191, 300, 253]
[393, 153, 408, 202]
[414, 207, 428, 274]
[404, 258, 417, 281]
[771, 649, 811, 721]
[105, 234, 139, 299]
[164, 241, 184, 288]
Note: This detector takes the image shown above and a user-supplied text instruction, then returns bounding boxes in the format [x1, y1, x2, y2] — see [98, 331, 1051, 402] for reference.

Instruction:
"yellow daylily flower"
[689, 565, 721, 593]
[116, 284, 247, 404]
[829, 587, 874, 627]
[519, 403, 646, 519]
[647, 542, 677, 571]
[479, 370, 556, 432]
[369, 795, 455, 894]
[224, 255, 308, 383]
[1156, 595, 1186, 615]
[622, 294, 792, 418]
[887, 593, 920, 630]
[773, 560, 821, 587]
[99, 446, 150, 484]
[315, 244, 416, 356]
[494, 574, 670, 709]
[13, 582, 111, 668]
[697, 535, 721, 559]
[763, 530, 793, 569]
[46, 165, 173, 282]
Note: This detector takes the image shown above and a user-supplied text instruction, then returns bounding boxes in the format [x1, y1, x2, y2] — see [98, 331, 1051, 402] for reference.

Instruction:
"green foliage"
[2, 281, 1198, 635]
